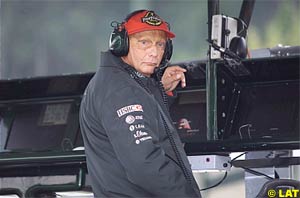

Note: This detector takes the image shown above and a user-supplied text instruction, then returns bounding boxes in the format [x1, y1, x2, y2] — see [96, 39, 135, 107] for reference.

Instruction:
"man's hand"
[161, 66, 186, 92]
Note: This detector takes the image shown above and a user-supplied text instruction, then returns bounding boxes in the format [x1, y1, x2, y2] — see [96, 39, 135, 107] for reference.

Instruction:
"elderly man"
[80, 10, 201, 197]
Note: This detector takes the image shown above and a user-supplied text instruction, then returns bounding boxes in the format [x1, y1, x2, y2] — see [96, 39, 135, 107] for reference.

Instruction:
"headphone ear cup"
[160, 39, 173, 66]
[109, 27, 129, 57]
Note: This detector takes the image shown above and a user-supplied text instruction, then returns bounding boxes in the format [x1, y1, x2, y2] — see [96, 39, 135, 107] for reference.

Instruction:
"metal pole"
[238, 0, 256, 38]
[207, 0, 219, 140]
[0, 0, 2, 78]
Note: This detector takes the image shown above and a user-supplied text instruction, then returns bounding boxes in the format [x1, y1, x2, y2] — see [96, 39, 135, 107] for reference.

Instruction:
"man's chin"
[145, 67, 157, 74]
[141, 70, 154, 77]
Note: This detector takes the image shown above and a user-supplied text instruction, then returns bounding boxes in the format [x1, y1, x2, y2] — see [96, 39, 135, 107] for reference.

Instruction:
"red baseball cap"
[124, 10, 176, 38]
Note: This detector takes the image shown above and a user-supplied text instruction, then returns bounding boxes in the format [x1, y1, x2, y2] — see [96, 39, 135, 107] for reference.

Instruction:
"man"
[80, 10, 201, 197]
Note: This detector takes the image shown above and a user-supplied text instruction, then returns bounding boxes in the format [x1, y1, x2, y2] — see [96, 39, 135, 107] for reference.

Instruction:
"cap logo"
[141, 11, 162, 26]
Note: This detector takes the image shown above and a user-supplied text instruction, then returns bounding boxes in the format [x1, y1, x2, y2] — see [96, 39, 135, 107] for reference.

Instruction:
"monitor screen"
[170, 89, 207, 143]
[173, 56, 299, 154]
[4, 101, 78, 151]
[74, 128, 84, 148]
[226, 82, 299, 140]
[216, 56, 300, 143]
[0, 115, 6, 151]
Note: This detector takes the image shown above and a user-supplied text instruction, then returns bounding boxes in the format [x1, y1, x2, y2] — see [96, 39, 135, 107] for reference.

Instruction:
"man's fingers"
[181, 78, 186, 88]
[178, 73, 186, 88]
[162, 66, 187, 91]
[170, 65, 186, 71]
[174, 72, 186, 88]
[168, 71, 175, 77]
[167, 66, 186, 73]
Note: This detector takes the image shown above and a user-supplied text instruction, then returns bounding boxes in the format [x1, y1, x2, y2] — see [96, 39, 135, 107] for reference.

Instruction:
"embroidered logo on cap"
[141, 11, 162, 26]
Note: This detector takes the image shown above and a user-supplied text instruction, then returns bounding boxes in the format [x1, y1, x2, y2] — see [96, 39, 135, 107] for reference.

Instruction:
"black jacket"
[80, 51, 201, 197]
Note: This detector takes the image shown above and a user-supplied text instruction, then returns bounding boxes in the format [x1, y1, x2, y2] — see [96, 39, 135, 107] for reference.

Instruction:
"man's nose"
[148, 44, 159, 57]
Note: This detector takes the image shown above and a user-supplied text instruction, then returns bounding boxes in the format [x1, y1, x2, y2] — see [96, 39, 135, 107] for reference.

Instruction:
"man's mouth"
[144, 62, 158, 66]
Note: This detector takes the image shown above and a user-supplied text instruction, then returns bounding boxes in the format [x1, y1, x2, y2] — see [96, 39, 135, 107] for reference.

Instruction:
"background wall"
[0, 0, 299, 79]
[0, 1, 299, 197]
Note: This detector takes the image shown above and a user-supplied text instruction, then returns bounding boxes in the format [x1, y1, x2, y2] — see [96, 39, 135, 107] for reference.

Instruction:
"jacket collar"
[100, 51, 151, 80]
[100, 51, 126, 69]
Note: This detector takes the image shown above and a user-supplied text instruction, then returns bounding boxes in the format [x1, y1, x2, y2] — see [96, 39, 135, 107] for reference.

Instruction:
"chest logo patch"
[117, 104, 143, 117]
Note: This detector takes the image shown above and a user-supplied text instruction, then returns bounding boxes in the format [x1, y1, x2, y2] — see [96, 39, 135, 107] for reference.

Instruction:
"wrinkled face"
[122, 30, 167, 77]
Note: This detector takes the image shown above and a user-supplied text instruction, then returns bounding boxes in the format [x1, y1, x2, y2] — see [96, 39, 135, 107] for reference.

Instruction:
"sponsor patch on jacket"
[125, 115, 143, 124]
[129, 124, 145, 132]
[133, 130, 148, 138]
[125, 115, 135, 124]
[135, 136, 152, 145]
[117, 104, 143, 117]
[133, 130, 152, 145]
[125, 115, 144, 124]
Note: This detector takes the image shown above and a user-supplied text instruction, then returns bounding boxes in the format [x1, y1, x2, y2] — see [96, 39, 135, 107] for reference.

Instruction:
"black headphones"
[109, 10, 173, 66]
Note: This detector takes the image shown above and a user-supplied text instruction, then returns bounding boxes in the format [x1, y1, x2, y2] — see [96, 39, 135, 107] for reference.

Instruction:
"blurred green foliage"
[0, 0, 299, 79]
[248, 0, 300, 49]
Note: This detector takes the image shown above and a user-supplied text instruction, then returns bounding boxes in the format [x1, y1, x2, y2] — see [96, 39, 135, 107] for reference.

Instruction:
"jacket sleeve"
[99, 85, 199, 197]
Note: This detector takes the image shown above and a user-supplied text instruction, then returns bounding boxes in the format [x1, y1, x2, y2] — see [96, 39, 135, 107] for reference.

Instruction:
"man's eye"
[157, 42, 166, 48]
[139, 40, 150, 46]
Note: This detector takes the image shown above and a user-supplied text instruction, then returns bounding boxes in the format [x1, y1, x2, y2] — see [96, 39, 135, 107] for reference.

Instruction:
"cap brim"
[128, 27, 175, 38]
